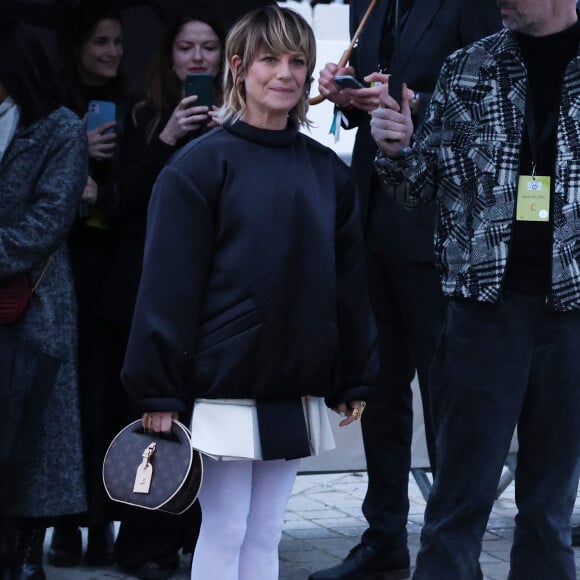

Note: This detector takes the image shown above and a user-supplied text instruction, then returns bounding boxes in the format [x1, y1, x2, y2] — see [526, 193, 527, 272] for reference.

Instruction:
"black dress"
[66, 81, 132, 526]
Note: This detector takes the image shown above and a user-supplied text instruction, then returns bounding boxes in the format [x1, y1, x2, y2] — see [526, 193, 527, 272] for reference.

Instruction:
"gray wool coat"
[0, 106, 89, 518]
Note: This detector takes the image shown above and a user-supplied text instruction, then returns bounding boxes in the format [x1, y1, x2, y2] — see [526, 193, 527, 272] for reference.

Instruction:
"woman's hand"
[333, 401, 367, 427]
[338, 71, 390, 113]
[81, 176, 98, 204]
[317, 62, 356, 108]
[142, 411, 177, 434]
[159, 95, 211, 146]
[87, 121, 117, 160]
[207, 105, 221, 128]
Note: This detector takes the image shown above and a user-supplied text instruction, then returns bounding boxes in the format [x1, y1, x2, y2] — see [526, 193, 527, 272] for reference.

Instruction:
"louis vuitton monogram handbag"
[102, 419, 203, 515]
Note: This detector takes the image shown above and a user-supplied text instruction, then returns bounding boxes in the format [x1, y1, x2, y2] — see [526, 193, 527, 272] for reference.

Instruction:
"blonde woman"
[122, 6, 377, 580]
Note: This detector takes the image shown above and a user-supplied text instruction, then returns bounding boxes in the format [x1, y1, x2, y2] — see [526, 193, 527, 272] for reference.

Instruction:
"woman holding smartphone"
[49, 3, 129, 569]
[124, 7, 224, 163]
[111, 8, 225, 579]
[122, 6, 377, 580]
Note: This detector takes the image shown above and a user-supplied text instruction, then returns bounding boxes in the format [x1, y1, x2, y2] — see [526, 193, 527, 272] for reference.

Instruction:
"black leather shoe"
[84, 523, 115, 566]
[0, 521, 14, 573]
[132, 554, 180, 580]
[46, 524, 82, 567]
[9, 563, 46, 580]
[308, 543, 410, 580]
[572, 524, 580, 547]
[10, 528, 46, 580]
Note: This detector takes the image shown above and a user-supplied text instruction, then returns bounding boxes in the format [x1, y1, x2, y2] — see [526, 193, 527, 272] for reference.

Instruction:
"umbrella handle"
[308, 0, 379, 106]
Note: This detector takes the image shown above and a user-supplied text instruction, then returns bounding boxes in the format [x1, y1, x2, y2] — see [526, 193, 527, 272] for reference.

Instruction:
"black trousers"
[360, 206, 447, 552]
[76, 318, 129, 524]
[415, 292, 580, 579]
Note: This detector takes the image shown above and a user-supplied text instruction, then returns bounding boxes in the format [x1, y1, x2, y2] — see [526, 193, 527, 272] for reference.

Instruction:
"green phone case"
[184, 73, 214, 107]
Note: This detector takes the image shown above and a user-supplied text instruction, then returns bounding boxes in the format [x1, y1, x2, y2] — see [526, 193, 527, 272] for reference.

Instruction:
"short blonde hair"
[220, 5, 316, 127]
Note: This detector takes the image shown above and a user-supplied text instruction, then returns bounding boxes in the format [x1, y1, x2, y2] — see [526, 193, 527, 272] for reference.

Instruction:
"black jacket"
[122, 120, 378, 414]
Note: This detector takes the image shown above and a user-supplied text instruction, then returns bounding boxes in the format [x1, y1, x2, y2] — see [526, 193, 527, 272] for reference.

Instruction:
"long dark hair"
[136, 4, 225, 142]
[0, 17, 63, 128]
[60, 3, 128, 116]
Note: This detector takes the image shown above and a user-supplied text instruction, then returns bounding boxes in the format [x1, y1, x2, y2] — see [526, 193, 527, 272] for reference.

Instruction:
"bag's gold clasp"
[133, 442, 156, 494]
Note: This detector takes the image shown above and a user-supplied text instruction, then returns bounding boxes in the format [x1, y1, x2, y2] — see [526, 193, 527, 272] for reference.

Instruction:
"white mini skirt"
[189, 397, 336, 461]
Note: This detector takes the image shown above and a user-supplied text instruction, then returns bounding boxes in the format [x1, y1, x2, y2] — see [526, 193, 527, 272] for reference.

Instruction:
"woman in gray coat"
[0, 17, 89, 580]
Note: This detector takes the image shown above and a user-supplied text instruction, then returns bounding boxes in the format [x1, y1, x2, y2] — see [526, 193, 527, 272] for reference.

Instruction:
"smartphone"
[388, 73, 403, 107]
[184, 73, 214, 107]
[86, 100, 116, 134]
[333, 75, 369, 90]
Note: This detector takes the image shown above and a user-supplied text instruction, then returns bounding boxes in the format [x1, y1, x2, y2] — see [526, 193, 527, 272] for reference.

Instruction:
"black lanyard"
[524, 89, 558, 172]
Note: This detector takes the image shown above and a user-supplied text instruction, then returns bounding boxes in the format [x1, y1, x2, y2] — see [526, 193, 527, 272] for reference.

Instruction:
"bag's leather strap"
[31, 254, 55, 293]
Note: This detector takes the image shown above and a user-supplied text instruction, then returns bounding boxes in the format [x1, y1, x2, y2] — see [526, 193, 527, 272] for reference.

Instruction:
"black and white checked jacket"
[376, 27, 580, 311]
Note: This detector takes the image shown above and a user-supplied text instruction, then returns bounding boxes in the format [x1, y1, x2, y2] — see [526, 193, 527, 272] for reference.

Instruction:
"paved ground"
[43, 470, 580, 579]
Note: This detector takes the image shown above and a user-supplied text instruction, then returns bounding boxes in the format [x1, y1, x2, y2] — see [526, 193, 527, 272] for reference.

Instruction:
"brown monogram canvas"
[102, 420, 203, 515]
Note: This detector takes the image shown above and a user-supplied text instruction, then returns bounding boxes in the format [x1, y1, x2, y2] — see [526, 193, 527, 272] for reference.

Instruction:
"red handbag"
[0, 256, 54, 325]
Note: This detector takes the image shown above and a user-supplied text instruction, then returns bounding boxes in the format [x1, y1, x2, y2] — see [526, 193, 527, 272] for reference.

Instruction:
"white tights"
[190, 457, 300, 580]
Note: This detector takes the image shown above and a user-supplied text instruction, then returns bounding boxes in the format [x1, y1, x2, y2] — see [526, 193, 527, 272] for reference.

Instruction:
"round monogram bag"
[102, 419, 203, 515]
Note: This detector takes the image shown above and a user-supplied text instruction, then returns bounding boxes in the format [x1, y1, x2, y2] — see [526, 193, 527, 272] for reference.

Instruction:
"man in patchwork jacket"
[371, 0, 580, 578]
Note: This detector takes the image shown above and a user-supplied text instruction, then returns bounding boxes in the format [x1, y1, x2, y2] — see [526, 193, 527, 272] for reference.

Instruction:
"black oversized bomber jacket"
[122, 120, 378, 414]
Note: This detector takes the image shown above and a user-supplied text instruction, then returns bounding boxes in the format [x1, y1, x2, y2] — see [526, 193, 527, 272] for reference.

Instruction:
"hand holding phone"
[86, 101, 117, 160]
[333, 75, 369, 90]
[371, 82, 414, 158]
[87, 100, 117, 133]
[159, 73, 214, 145]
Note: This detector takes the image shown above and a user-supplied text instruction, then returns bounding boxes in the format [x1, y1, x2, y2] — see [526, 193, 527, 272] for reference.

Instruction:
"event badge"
[516, 174, 551, 222]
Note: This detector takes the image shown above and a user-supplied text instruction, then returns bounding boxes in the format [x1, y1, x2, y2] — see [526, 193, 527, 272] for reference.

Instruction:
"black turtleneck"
[504, 19, 579, 297]
[224, 118, 299, 147]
